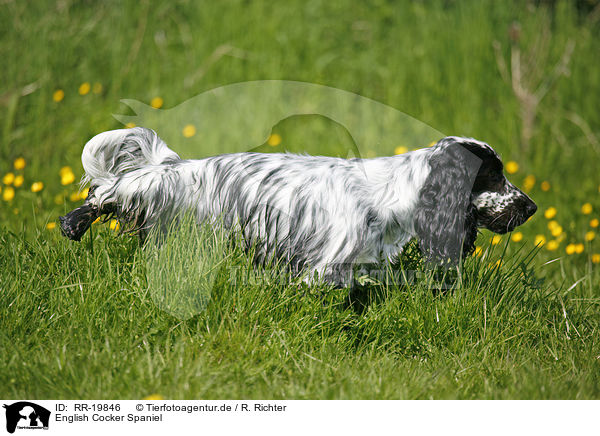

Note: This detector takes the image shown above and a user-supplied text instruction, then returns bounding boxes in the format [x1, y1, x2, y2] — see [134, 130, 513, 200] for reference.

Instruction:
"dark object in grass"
[59, 203, 101, 241]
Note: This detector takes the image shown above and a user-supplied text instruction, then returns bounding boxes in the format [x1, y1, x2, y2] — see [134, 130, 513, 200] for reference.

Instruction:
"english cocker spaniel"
[60, 128, 536, 287]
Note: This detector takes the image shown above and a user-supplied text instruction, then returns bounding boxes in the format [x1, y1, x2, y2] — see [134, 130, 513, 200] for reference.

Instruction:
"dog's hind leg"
[59, 188, 117, 242]
[59, 203, 101, 241]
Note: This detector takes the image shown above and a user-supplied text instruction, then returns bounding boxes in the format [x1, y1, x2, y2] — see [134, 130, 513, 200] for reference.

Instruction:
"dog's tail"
[81, 127, 180, 187]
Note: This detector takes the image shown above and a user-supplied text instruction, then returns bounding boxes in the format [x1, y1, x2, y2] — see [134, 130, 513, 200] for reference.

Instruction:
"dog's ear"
[462, 203, 478, 257]
[414, 140, 481, 265]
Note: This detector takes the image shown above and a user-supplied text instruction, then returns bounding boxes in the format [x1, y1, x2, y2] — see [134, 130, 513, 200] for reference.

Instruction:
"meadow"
[1, 0, 599, 399]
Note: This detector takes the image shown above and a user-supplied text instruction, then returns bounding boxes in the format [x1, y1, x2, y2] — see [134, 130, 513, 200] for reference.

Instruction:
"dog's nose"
[526, 201, 537, 217]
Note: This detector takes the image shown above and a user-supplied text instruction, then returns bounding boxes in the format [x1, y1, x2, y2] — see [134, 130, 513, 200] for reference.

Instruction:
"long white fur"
[81, 128, 439, 284]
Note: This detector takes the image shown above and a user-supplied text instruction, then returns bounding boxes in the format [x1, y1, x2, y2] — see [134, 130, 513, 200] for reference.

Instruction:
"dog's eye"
[491, 178, 505, 191]
[473, 174, 504, 193]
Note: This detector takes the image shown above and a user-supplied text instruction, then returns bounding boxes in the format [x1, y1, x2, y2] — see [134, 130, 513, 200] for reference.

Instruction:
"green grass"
[145, 215, 230, 320]
[1, 0, 600, 399]
[1, 227, 598, 399]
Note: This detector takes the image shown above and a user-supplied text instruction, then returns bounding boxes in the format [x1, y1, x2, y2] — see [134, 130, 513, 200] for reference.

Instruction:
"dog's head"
[453, 137, 537, 234]
[414, 136, 537, 264]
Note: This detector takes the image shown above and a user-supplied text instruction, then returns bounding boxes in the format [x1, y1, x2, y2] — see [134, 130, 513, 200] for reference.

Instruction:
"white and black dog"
[60, 127, 536, 287]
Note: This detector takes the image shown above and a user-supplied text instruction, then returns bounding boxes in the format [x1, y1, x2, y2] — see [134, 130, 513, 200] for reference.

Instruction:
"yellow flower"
[474, 246, 483, 257]
[491, 235, 502, 245]
[523, 175, 535, 191]
[511, 232, 523, 242]
[534, 234, 546, 246]
[93, 217, 101, 224]
[13, 175, 24, 187]
[590, 218, 599, 228]
[581, 203, 593, 215]
[540, 181, 551, 191]
[394, 146, 408, 155]
[182, 124, 196, 138]
[546, 240, 559, 251]
[2, 186, 15, 201]
[53, 89, 65, 102]
[547, 220, 559, 231]
[125, 122, 136, 128]
[61, 170, 75, 185]
[78, 82, 91, 95]
[565, 244, 576, 255]
[31, 181, 44, 193]
[150, 97, 163, 109]
[505, 161, 519, 174]
[575, 243, 584, 254]
[3, 172, 15, 185]
[69, 191, 81, 202]
[109, 219, 120, 231]
[267, 133, 282, 146]
[142, 394, 164, 400]
[92, 82, 103, 94]
[550, 225, 563, 238]
[585, 231, 595, 241]
[60, 166, 75, 185]
[592, 254, 600, 264]
[46, 222, 56, 230]
[13, 157, 26, 170]
[80, 187, 89, 199]
[544, 207, 557, 219]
